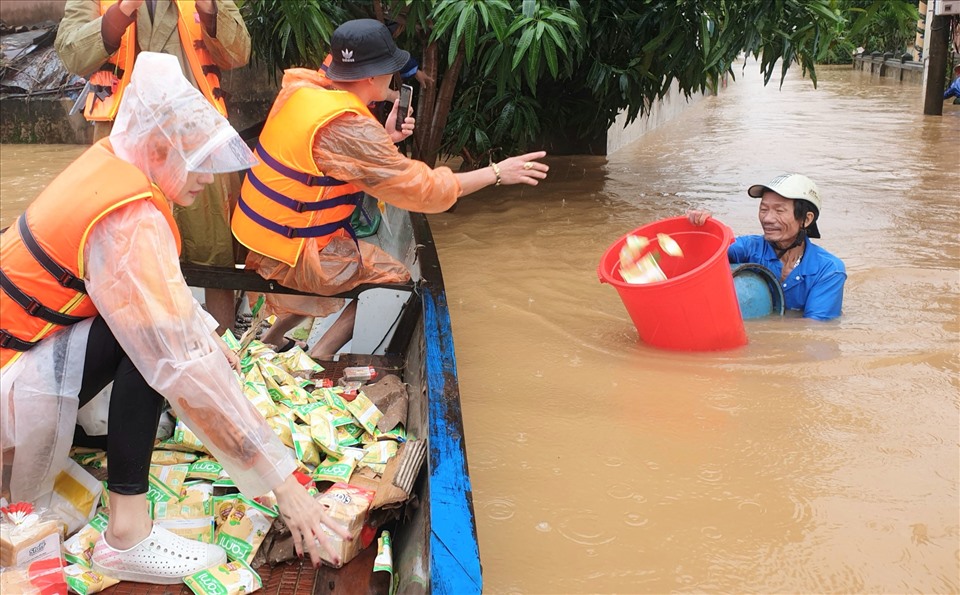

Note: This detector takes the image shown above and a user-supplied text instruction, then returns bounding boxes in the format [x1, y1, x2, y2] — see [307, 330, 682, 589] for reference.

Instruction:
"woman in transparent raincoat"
[0, 52, 347, 584]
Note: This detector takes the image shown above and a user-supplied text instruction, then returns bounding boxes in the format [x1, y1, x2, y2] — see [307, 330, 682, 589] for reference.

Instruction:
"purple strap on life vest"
[255, 143, 347, 187]
[237, 197, 358, 244]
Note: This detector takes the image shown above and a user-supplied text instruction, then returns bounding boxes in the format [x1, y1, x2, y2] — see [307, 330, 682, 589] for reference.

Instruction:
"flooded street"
[429, 63, 959, 594]
[1, 62, 958, 594]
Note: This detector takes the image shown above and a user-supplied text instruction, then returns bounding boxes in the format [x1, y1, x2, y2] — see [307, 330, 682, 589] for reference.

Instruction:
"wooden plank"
[180, 263, 415, 299]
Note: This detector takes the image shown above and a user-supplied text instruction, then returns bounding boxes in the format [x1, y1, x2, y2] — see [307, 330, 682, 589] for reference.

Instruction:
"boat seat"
[180, 263, 415, 299]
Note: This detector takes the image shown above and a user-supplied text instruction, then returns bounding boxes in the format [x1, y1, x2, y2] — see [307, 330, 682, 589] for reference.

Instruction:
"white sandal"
[91, 525, 226, 585]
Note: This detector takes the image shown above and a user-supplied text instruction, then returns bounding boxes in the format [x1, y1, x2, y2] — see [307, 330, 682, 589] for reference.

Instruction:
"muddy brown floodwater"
[1, 61, 957, 594]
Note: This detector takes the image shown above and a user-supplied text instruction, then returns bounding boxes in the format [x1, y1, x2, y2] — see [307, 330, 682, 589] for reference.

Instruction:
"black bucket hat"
[325, 19, 411, 82]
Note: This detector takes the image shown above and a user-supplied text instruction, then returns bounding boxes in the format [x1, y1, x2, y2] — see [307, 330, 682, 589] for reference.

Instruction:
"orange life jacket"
[0, 139, 181, 369]
[84, 0, 228, 121]
[232, 87, 373, 267]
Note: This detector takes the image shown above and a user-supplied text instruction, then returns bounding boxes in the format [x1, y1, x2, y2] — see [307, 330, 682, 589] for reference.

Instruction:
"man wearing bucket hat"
[687, 173, 846, 320]
[233, 18, 550, 357]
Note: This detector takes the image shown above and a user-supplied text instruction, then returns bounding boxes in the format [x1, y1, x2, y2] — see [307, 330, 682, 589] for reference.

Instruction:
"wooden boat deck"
[102, 545, 388, 594]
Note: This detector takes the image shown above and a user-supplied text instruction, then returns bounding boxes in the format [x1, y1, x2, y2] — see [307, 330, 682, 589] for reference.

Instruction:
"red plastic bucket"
[598, 216, 747, 351]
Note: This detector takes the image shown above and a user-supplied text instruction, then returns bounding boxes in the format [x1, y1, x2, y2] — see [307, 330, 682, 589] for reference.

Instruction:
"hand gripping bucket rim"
[597, 216, 748, 351]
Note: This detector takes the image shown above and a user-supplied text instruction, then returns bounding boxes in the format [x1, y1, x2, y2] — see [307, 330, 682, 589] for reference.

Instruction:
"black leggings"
[73, 316, 165, 495]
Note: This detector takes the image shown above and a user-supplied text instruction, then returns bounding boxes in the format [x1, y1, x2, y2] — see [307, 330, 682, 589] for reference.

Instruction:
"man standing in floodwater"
[687, 173, 846, 320]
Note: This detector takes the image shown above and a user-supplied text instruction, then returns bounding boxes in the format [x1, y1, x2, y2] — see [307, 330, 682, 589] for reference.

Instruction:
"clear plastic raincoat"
[0, 53, 294, 505]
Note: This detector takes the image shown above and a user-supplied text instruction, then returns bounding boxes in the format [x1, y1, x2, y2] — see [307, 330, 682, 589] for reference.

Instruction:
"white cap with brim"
[747, 173, 822, 239]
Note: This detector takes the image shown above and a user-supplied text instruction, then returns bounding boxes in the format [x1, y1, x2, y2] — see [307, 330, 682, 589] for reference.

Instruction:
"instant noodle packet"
[288, 420, 320, 467]
[312, 450, 362, 484]
[151, 451, 199, 465]
[62, 511, 108, 566]
[187, 458, 226, 481]
[258, 361, 311, 405]
[291, 401, 327, 425]
[362, 441, 399, 467]
[213, 494, 277, 564]
[183, 559, 261, 595]
[266, 416, 294, 449]
[345, 392, 383, 436]
[273, 345, 323, 376]
[160, 419, 209, 454]
[150, 464, 189, 493]
[63, 564, 119, 595]
[308, 409, 343, 458]
[71, 449, 107, 469]
[153, 481, 216, 543]
[242, 365, 279, 419]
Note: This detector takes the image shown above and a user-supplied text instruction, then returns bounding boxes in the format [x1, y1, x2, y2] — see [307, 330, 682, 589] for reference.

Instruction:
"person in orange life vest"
[55, 0, 251, 335]
[0, 53, 348, 584]
[234, 19, 550, 358]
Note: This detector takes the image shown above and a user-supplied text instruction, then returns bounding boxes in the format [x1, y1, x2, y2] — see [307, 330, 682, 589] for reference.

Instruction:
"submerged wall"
[606, 80, 710, 155]
[852, 52, 924, 84]
[0, 1, 65, 27]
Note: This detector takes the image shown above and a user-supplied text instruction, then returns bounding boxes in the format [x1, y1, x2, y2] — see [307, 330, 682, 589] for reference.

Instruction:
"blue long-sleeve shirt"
[728, 235, 846, 320]
[945, 76, 960, 100]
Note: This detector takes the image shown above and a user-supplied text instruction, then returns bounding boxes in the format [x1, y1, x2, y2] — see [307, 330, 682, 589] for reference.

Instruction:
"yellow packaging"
[183, 559, 262, 595]
[50, 459, 103, 535]
[267, 416, 294, 449]
[153, 481, 214, 520]
[272, 402, 297, 423]
[62, 511, 108, 566]
[160, 419, 209, 454]
[71, 449, 107, 469]
[289, 420, 320, 467]
[258, 361, 311, 405]
[213, 495, 277, 564]
[362, 440, 398, 466]
[187, 458, 226, 481]
[312, 451, 361, 484]
[63, 564, 120, 594]
[291, 401, 326, 425]
[345, 392, 383, 436]
[308, 409, 343, 458]
[273, 346, 323, 375]
[150, 464, 189, 494]
[151, 451, 199, 465]
[242, 365, 279, 419]
[145, 464, 188, 504]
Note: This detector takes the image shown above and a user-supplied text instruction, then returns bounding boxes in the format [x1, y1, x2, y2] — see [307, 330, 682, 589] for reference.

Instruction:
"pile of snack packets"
[0, 332, 407, 595]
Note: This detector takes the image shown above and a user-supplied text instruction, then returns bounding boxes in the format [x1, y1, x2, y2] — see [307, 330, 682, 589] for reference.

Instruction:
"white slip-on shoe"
[91, 525, 226, 585]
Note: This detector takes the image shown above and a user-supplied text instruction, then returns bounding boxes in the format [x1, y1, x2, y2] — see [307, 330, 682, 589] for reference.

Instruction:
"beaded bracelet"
[490, 162, 502, 186]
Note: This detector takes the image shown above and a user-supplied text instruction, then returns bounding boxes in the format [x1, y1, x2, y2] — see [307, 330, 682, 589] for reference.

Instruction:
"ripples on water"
[1, 62, 958, 594]
[432, 63, 959, 593]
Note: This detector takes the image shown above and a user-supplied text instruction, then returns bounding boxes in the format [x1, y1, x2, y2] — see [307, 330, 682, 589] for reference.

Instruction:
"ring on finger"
[523, 162, 533, 170]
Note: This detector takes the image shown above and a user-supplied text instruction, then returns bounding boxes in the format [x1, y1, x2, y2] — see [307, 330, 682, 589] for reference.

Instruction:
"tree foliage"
[820, 0, 920, 64]
[240, 1, 857, 168]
